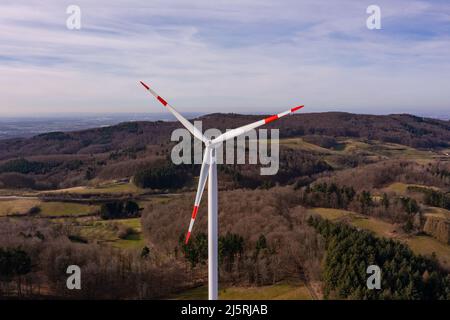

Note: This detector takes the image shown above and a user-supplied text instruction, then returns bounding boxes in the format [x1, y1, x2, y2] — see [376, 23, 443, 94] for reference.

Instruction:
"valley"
[0, 112, 449, 299]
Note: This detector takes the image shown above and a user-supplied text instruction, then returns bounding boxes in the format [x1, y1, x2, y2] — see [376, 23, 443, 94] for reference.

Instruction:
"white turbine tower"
[140, 81, 304, 300]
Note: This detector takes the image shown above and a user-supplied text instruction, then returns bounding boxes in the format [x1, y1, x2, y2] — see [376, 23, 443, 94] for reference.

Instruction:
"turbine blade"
[210, 105, 304, 146]
[185, 147, 211, 244]
[140, 81, 207, 143]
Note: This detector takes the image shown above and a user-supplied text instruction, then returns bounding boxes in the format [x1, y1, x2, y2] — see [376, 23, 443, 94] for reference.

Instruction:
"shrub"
[0, 158, 58, 174]
[68, 234, 88, 244]
[27, 206, 41, 215]
[141, 246, 150, 259]
[423, 190, 450, 210]
[0, 248, 32, 280]
[117, 226, 136, 239]
[100, 200, 140, 220]
[133, 165, 190, 189]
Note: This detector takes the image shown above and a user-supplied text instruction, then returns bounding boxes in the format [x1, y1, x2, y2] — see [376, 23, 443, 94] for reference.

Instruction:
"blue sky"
[0, 0, 449, 116]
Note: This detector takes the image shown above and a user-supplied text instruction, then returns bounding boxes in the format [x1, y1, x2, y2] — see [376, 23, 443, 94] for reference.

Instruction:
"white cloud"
[0, 0, 448, 116]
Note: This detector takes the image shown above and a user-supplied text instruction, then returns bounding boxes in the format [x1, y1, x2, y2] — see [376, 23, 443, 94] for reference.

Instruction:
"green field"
[406, 236, 450, 269]
[42, 182, 142, 195]
[280, 137, 436, 159]
[279, 138, 334, 153]
[0, 199, 98, 217]
[0, 192, 152, 251]
[383, 182, 440, 195]
[351, 216, 397, 238]
[86, 182, 142, 194]
[77, 217, 145, 249]
[342, 140, 372, 153]
[113, 218, 145, 249]
[174, 283, 313, 300]
[0, 199, 40, 216]
[307, 207, 354, 220]
[309, 208, 396, 238]
[39, 202, 98, 217]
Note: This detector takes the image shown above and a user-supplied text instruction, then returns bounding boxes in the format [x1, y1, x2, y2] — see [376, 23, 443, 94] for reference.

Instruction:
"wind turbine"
[140, 81, 304, 300]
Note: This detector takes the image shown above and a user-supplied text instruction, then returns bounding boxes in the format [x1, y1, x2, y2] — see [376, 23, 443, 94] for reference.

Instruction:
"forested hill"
[201, 112, 450, 148]
[0, 112, 449, 160]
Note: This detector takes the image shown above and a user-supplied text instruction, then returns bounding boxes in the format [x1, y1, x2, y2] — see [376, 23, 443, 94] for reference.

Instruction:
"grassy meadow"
[174, 283, 313, 300]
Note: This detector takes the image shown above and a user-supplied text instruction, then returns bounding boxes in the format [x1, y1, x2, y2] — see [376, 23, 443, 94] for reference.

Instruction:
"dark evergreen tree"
[308, 217, 450, 300]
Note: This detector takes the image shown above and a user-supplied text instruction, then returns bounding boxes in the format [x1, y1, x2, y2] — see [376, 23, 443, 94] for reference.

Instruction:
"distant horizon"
[0, 109, 448, 141]
[0, 109, 448, 120]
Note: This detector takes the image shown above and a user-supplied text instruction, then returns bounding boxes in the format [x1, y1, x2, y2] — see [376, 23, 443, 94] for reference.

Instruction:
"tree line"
[299, 182, 421, 228]
[0, 248, 32, 297]
[133, 163, 193, 189]
[0, 218, 186, 299]
[100, 200, 140, 220]
[179, 232, 244, 271]
[423, 189, 450, 210]
[308, 216, 450, 299]
[0, 158, 59, 175]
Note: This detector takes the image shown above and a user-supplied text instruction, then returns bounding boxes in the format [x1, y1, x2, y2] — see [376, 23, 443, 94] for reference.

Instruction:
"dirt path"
[298, 267, 320, 300]
[0, 196, 39, 200]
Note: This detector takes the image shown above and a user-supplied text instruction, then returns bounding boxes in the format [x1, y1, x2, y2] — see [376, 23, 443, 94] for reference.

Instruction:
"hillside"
[0, 112, 449, 190]
[0, 111, 449, 299]
[1, 113, 449, 160]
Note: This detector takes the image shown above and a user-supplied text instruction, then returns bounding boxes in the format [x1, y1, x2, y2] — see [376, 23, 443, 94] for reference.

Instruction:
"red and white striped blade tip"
[185, 232, 191, 244]
[185, 206, 199, 244]
[140, 81, 150, 90]
[291, 105, 304, 112]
